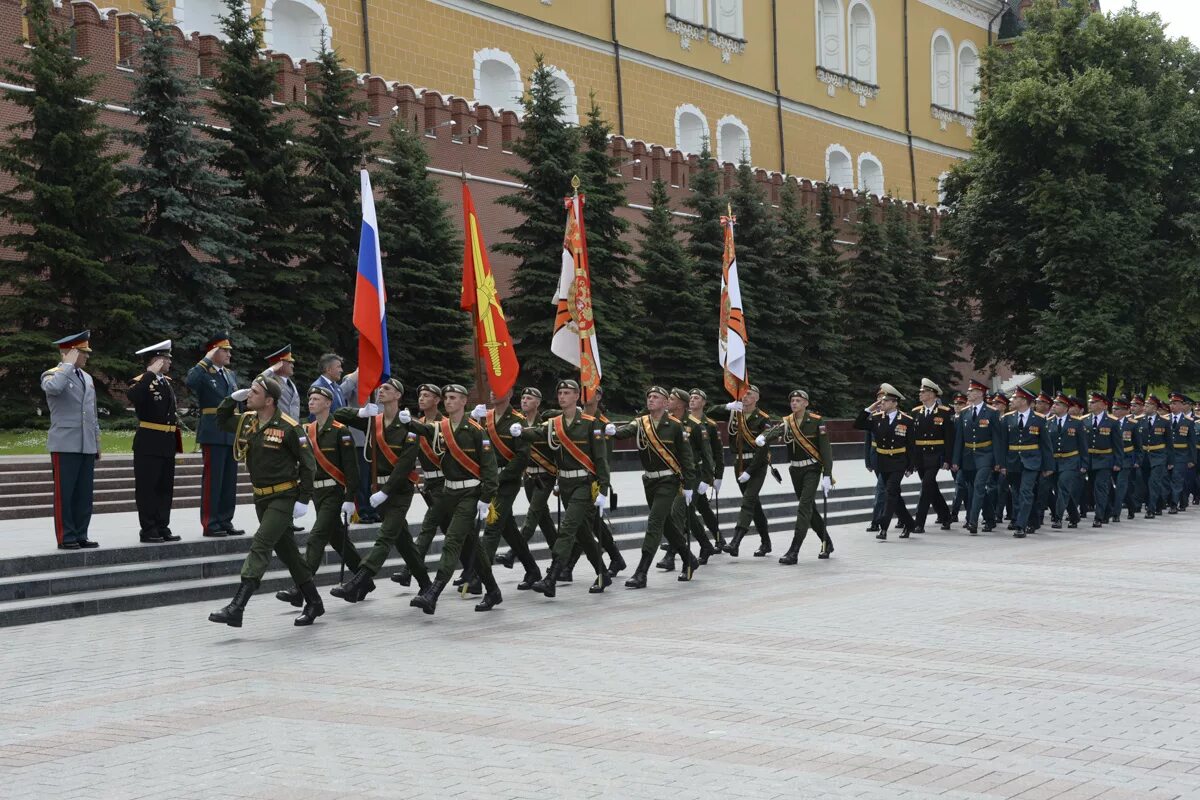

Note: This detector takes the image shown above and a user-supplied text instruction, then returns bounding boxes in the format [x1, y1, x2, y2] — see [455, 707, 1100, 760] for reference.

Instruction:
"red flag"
[460, 182, 518, 398]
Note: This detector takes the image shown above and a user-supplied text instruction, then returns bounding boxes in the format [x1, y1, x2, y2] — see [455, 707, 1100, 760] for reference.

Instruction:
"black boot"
[275, 585, 303, 607]
[779, 533, 804, 565]
[330, 566, 374, 603]
[462, 577, 483, 596]
[475, 572, 502, 611]
[712, 530, 727, 551]
[588, 570, 613, 593]
[294, 581, 325, 626]
[624, 552, 653, 589]
[356, 576, 376, 602]
[495, 549, 516, 569]
[208, 578, 257, 627]
[818, 535, 834, 559]
[409, 578, 447, 615]
[753, 533, 772, 557]
[606, 551, 627, 577]
[532, 558, 561, 597]
[677, 550, 700, 582]
[656, 551, 676, 571]
[726, 527, 748, 557]
[390, 567, 411, 586]
[698, 542, 719, 565]
[560, 552, 578, 583]
[517, 567, 541, 590]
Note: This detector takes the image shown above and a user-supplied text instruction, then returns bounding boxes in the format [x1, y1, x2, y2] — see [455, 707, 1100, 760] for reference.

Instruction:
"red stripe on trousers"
[201, 445, 212, 532]
[51, 452, 64, 545]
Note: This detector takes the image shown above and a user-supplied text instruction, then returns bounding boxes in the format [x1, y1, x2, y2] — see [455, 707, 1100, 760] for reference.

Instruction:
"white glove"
[594, 493, 609, 510]
[357, 402, 380, 418]
[684, 489, 694, 505]
[471, 404, 487, 420]
[697, 481, 710, 495]
[724, 401, 743, 412]
[510, 422, 523, 437]
[754, 434, 766, 447]
[820, 475, 833, 497]
[231, 388, 250, 401]
[292, 501, 308, 519]
[398, 408, 411, 424]
[604, 422, 616, 436]
[476, 501, 489, 521]
[340, 501, 356, 517]
[737, 471, 751, 484]
[713, 479, 722, 494]
[370, 490, 388, 508]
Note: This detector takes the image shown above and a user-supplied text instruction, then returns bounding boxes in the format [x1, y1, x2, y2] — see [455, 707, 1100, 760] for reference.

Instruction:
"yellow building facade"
[146, 0, 1002, 204]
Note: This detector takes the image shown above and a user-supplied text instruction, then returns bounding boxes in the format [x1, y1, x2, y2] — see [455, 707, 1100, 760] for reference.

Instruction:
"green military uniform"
[516, 408, 559, 549]
[759, 398, 834, 561]
[413, 407, 450, 560]
[478, 405, 543, 588]
[711, 394, 774, 556]
[563, 408, 627, 580]
[657, 392, 720, 570]
[691, 396, 726, 547]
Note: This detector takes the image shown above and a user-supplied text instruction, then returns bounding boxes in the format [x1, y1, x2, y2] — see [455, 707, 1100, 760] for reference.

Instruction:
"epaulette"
[1002, 410, 1015, 418]
[667, 414, 681, 423]
[331, 420, 345, 429]
[1071, 414, 1084, 421]
[938, 404, 951, 412]
[580, 413, 595, 422]
[911, 405, 923, 413]
[898, 411, 913, 420]
[1034, 412, 1047, 419]
[129, 372, 145, 386]
[467, 419, 484, 431]
[809, 412, 822, 420]
[871, 411, 884, 418]
[756, 409, 770, 418]
[198, 359, 215, 373]
[280, 413, 299, 426]
[705, 416, 717, 425]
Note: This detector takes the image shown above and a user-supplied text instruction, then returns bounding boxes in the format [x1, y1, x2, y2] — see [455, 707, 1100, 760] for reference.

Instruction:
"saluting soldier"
[41, 331, 101, 550]
[757, 389, 834, 561]
[715, 386, 774, 557]
[1110, 395, 1140, 523]
[1167, 392, 1196, 512]
[128, 340, 182, 543]
[259, 345, 300, 421]
[611, 386, 701, 588]
[1038, 393, 1090, 529]
[910, 378, 955, 532]
[496, 387, 559, 569]
[207, 376, 323, 627]
[689, 388, 727, 549]
[854, 383, 916, 540]
[1141, 395, 1172, 517]
[951, 379, 1002, 535]
[1084, 392, 1124, 528]
[275, 385, 364, 607]
[512, 378, 613, 598]
[999, 386, 1051, 537]
[186, 333, 244, 538]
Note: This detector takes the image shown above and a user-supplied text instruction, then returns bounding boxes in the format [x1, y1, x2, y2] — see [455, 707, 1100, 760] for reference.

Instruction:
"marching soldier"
[656, 388, 720, 571]
[275, 385, 365, 607]
[1084, 392, 1124, 528]
[512, 379, 613, 598]
[496, 387, 559, 569]
[186, 333, 244, 538]
[716, 386, 774, 557]
[1038, 393, 1090, 529]
[989, 392, 1011, 526]
[949, 391, 970, 522]
[128, 340, 183, 543]
[1167, 392, 1196, 512]
[41, 331, 101, 550]
[1110, 395, 1140, 523]
[951, 379, 1002, 535]
[1141, 395, 1172, 517]
[581, 387, 627, 578]
[611, 386, 701, 588]
[329, 379, 432, 602]
[757, 389, 834, 560]
[999, 386, 1050, 537]
[689, 388, 727, 549]
[207, 376, 323, 627]
[854, 383, 916, 540]
[910, 378, 955, 532]
[259, 345, 300, 421]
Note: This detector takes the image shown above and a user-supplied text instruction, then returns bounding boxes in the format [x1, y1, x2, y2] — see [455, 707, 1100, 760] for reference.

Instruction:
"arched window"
[825, 144, 853, 188]
[675, 104, 709, 155]
[847, 0, 876, 84]
[931, 31, 954, 108]
[474, 49, 523, 114]
[816, 0, 844, 73]
[545, 66, 578, 125]
[716, 115, 750, 164]
[264, 0, 330, 64]
[710, 0, 744, 39]
[178, 0, 228, 37]
[958, 41, 980, 115]
[668, 0, 705, 24]
[858, 152, 884, 196]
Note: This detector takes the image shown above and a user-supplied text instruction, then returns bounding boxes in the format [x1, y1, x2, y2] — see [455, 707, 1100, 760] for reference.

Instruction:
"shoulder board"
[467, 419, 484, 431]
[938, 404, 950, 412]
[1034, 412, 1047, 419]
[667, 414, 681, 423]
[871, 411, 884, 418]
[756, 409, 769, 418]
[1002, 410, 1015, 418]
[911, 405, 923, 413]
[808, 412, 822, 420]
[331, 420, 345, 429]
[579, 413, 595, 422]
[198, 360, 215, 372]
[1071, 414, 1084, 421]
[279, 413, 299, 426]
[705, 416, 717, 424]
[898, 411, 913, 420]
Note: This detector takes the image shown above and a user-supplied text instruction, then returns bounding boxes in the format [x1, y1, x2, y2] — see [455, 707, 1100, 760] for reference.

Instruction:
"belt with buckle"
[444, 478, 481, 490]
[138, 421, 177, 433]
[643, 469, 677, 480]
[558, 469, 591, 479]
[1008, 444, 1038, 451]
[965, 442, 992, 449]
[201, 407, 218, 414]
[1054, 450, 1079, 459]
[423, 469, 444, 479]
[876, 447, 906, 456]
[1173, 443, 1190, 449]
[789, 458, 817, 469]
[526, 466, 549, 475]
[1144, 443, 1165, 451]
[313, 478, 340, 489]
[1088, 448, 1113, 455]
[253, 480, 298, 497]
[915, 439, 944, 447]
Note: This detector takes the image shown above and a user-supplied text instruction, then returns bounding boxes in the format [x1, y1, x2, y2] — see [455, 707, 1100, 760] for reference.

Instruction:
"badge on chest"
[263, 428, 284, 448]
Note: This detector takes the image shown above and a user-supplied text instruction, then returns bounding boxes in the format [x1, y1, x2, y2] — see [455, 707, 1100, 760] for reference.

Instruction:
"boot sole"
[208, 615, 242, 628]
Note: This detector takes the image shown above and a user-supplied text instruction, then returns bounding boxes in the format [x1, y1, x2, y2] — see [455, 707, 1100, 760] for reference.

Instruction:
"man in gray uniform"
[41, 330, 101, 550]
[260, 345, 300, 421]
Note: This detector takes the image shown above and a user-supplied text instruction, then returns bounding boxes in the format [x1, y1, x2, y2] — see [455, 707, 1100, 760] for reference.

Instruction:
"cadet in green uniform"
[329, 379, 432, 602]
[712, 386, 774, 557]
[496, 388, 559, 569]
[512, 379, 612, 598]
[397, 384, 449, 585]
[757, 389, 834, 561]
[611, 386, 701, 588]
[207, 376, 323, 628]
[689, 388, 726, 550]
[581, 388, 627, 578]
[275, 385, 365, 606]
[656, 389, 720, 572]
[406, 384, 503, 614]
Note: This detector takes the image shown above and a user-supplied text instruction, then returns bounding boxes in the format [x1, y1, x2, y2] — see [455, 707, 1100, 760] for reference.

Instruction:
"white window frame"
[675, 103, 710, 156]
[709, 0, 744, 39]
[857, 152, 884, 197]
[715, 114, 750, 165]
[825, 143, 854, 188]
[262, 0, 331, 61]
[544, 65, 578, 125]
[958, 40, 980, 115]
[176, 0, 252, 40]
[666, 0, 705, 24]
[815, 0, 845, 74]
[931, 30, 955, 109]
[473, 48, 524, 116]
[846, 0, 876, 85]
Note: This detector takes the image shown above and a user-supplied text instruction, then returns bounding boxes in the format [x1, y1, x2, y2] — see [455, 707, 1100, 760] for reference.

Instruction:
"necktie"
[74, 368, 83, 385]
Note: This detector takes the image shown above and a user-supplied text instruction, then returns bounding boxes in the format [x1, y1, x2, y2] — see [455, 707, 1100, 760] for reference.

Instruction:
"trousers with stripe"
[200, 444, 237, 533]
[51, 452, 96, 545]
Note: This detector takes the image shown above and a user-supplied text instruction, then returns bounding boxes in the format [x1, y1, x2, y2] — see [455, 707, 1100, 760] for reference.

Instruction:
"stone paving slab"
[1, 501, 1198, 799]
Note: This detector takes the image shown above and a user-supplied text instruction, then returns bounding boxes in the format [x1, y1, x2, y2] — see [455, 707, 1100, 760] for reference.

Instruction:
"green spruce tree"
[121, 0, 247, 353]
[298, 38, 374, 358]
[637, 179, 704, 390]
[810, 182, 853, 414]
[682, 143, 728, 399]
[0, 0, 145, 421]
[884, 200, 936, 386]
[915, 212, 961, 391]
[374, 122, 471, 387]
[494, 54, 581, 394]
[210, 0, 319, 357]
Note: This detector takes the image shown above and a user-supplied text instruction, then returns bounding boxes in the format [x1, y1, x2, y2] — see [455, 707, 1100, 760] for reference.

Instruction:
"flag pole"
[463, 165, 488, 406]
[570, 174, 586, 402]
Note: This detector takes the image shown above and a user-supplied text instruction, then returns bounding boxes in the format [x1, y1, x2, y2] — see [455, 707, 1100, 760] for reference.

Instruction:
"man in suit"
[186, 332, 243, 538]
[41, 330, 101, 550]
[1000, 386, 1051, 537]
[128, 339, 183, 543]
[854, 383, 916, 540]
[951, 378, 1002, 535]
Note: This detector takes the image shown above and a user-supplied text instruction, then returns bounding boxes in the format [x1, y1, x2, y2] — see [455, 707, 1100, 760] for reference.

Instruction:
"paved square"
[1, 510, 1198, 800]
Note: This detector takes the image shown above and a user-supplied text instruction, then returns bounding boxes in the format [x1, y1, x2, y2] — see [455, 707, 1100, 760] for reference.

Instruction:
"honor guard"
[1084, 392, 1124, 528]
[854, 383, 917, 540]
[1167, 392, 1196, 512]
[718, 386, 774, 557]
[259, 345, 300, 421]
[951, 379, 1003, 535]
[1037, 393, 1090, 529]
[949, 391, 970, 522]
[129, 340, 183, 543]
[999, 386, 1051, 537]
[910, 378, 955, 532]
[688, 388, 727, 549]
[186, 333, 243, 538]
[496, 387, 560, 569]
[1141, 395, 1172, 516]
[42, 331, 101, 550]
[758, 389, 835, 560]
[1108, 395, 1139, 523]
[657, 388, 720, 572]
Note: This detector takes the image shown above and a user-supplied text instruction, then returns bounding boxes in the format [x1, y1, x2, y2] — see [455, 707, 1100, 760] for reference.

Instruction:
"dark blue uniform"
[1001, 409, 1051, 533]
[951, 402, 1002, 531]
[1038, 414, 1090, 527]
[128, 370, 182, 540]
[1084, 412, 1124, 526]
[186, 351, 240, 536]
[1111, 413, 1140, 521]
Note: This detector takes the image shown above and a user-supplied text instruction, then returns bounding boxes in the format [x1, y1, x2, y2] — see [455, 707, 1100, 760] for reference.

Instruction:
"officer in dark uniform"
[1141, 395, 1172, 517]
[186, 333, 244, 537]
[1084, 392, 1124, 528]
[999, 386, 1051, 537]
[951, 379, 1003, 535]
[910, 378, 955, 532]
[1110, 395, 1140, 523]
[1167, 392, 1196, 511]
[1039, 393, 1090, 529]
[854, 383, 916, 540]
[128, 340, 183, 543]
[949, 391, 969, 522]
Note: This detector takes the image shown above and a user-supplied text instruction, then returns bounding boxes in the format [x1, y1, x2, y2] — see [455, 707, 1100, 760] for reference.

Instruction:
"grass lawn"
[0, 429, 200, 456]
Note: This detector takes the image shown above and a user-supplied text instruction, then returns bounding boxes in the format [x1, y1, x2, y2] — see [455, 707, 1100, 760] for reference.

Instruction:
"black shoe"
[1092, 520, 1102, 528]
[517, 570, 540, 591]
[726, 528, 747, 558]
[1051, 521, 1063, 530]
[1109, 517, 1120, 524]
[1067, 520, 1078, 528]
[913, 526, 926, 534]
[460, 578, 483, 596]
[981, 523, 995, 533]
[625, 552, 652, 589]
[818, 539, 833, 559]
[57, 541, 80, 550]
[409, 578, 447, 615]
[698, 544, 718, 566]
[356, 577, 376, 602]
[656, 554, 676, 571]
[475, 590, 502, 611]
[202, 527, 229, 538]
[139, 530, 165, 544]
[275, 585, 303, 607]
[495, 550, 516, 569]
[589, 571, 613, 593]
[966, 525, 978, 535]
[294, 581, 325, 626]
[159, 529, 181, 542]
[330, 566, 373, 603]
[1007, 523, 1017, 531]
[558, 565, 575, 583]
[899, 529, 910, 539]
[1168, 507, 1178, 514]
[1013, 530, 1026, 538]
[867, 523, 880, 532]
[876, 530, 887, 540]
[391, 568, 411, 587]
[779, 550, 799, 565]
[209, 578, 256, 627]
[1127, 509, 1135, 520]
[753, 535, 772, 557]
[532, 559, 560, 597]
[940, 520, 951, 530]
[224, 527, 246, 536]
[77, 539, 99, 549]
[606, 552, 627, 577]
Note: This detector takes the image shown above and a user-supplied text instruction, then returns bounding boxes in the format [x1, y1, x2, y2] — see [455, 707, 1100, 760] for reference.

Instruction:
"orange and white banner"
[551, 187, 602, 401]
[718, 209, 748, 400]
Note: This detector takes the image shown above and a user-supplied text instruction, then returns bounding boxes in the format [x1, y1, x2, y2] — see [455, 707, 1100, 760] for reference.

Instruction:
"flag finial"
[571, 174, 581, 191]
[459, 164, 467, 183]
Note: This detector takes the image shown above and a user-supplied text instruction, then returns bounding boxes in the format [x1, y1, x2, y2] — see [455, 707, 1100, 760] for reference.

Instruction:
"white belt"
[444, 478, 480, 490]
[526, 466, 549, 475]
[423, 469, 444, 479]
[312, 478, 339, 489]
[558, 469, 590, 479]
[643, 469, 677, 479]
[789, 459, 817, 469]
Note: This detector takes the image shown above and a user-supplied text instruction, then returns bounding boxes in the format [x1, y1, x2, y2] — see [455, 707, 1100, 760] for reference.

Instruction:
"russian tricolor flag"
[352, 169, 389, 405]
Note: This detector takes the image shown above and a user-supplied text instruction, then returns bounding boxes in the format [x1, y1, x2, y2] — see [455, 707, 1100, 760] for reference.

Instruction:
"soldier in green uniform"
[496, 388, 559, 570]
[328, 379, 432, 602]
[712, 386, 774, 557]
[655, 389, 720, 573]
[611, 386, 701, 588]
[512, 379, 612, 598]
[689, 388, 727, 550]
[406, 384, 503, 614]
[275, 385, 366, 606]
[207, 376, 323, 627]
[757, 389, 834, 561]
[581, 387, 627, 578]
[399, 384, 449, 585]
